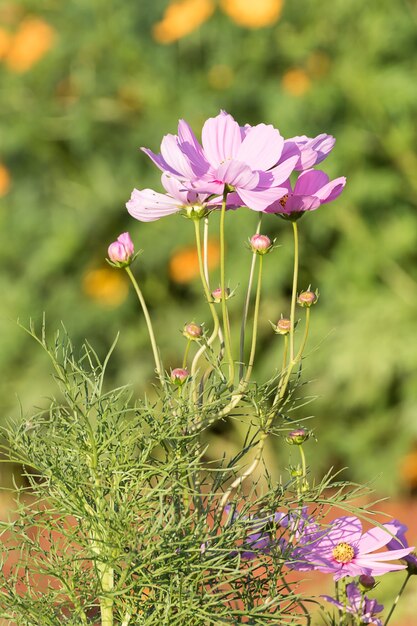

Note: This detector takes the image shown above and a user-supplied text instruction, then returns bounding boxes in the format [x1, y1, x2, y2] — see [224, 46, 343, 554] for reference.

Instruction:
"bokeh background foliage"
[1, 0, 417, 493]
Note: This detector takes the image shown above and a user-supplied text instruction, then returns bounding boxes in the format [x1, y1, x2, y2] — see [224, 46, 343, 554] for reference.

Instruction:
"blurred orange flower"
[400, 448, 417, 488]
[169, 240, 220, 284]
[153, 0, 215, 44]
[0, 164, 11, 197]
[82, 268, 129, 308]
[0, 28, 12, 60]
[220, 0, 283, 28]
[281, 68, 311, 97]
[5, 17, 55, 73]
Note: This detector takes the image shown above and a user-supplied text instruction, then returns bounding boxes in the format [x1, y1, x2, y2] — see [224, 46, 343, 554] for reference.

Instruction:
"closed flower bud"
[170, 368, 189, 384]
[211, 287, 230, 303]
[274, 317, 291, 335]
[358, 575, 376, 590]
[183, 322, 203, 340]
[297, 289, 318, 307]
[250, 234, 272, 254]
[108, 232, 135, 267]
[286, 428, 309, 445]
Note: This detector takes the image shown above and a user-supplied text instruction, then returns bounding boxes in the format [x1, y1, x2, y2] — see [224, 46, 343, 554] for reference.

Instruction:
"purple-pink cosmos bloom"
[386, 520, 417, 573]
[127, 173, 217, 222]
[264, 169, 346, 216]
[141, 111, 299, 212]
[289, 516, 414, 581]
[282, 133, 336, 171]
[322, 582, 384, 626]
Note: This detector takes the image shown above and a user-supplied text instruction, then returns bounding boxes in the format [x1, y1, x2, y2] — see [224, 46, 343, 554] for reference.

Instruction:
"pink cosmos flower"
[127, 173, 218, 222]
[289, 516, 414, 581]
[282, 133, 336, 171]
[140, 111, 299, 212]
[322, 582, 384, 626]
[264, 169, 346, 216]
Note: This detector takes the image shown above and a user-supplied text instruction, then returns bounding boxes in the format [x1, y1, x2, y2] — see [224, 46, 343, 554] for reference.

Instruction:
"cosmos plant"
[0, 111, 414, 626]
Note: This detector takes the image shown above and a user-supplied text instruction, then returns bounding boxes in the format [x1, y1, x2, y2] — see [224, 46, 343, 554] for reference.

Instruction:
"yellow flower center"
[332, 542, 355, 564]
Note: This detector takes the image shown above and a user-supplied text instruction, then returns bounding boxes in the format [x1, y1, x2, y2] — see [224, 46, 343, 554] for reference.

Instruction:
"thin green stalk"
[182, 339, 191, 369]
[298, 444, 308, 494]
[125, 266, 164, 386]
[239, 215, 262, 380]
[384, 573, 411, 626]
[191, 220, 221, 400]
[220, 189, 235, 385]
[244, 254, 263, 383]
[295, 307, 310, 362]
[289, 220, 299, 362]
[203, 216, 210, 284]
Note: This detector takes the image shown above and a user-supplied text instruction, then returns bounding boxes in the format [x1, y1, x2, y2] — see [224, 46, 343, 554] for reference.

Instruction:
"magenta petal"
[237, 124, 284, 171]
[356, 547, 415, 562]
[285, 194, 321, 213]
[201, 111, 242, 167]
[215, 160, 259, 190]
[126, 188, 181, 222]
[161, 173, 191, 203]
[314, 176, 346, 202]
[294, 169, 330, 195]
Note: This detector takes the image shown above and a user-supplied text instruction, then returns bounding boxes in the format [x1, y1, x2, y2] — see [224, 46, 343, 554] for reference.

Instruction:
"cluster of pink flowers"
[126, 111, 346, 221]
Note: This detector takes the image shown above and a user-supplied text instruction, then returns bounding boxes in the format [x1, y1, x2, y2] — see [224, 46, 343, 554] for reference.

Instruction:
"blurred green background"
[1, 0, 417, 494]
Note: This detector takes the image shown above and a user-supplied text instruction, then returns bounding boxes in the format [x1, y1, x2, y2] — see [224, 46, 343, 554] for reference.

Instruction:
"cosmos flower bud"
[286, 429, 309, 445]
[211, 287, 230, 303]
[183, 322, 203, 340]
[274, 317, 291, 335]
[249, 234, 272, 254]
[108, 232, 135, 267]
[170, 368, 189, 384]
[297, 289, 318, 307]
[358, 575, 376, 590]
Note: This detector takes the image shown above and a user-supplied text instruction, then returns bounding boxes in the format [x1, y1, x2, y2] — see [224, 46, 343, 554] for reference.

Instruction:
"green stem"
[244, 254, 263, 383]
[289, 220, 299, 363]
[220, 189, 235, 385]
[298, 444, 308, 494]
[384, 573, 411, 626]
[239, 215, 262, 380]
[182, 339, 191, 369]
[191, 220, 221, 400]
[125, 266, 164, 386]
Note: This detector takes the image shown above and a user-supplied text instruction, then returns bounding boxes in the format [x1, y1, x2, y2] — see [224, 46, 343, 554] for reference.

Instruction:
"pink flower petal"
[358, 523, 401, 553]
[238, 187, 288, 212]
[236, 124, 284, 171]
[314, 176, 346, 202]
[201, 111, 242, 167]
[126, 188, 181, 222]
[294, 169, 330, 196]
[215, 161, 259, 190]
[160, 133, 198, 180]
[141, 147, 180, 176]
[177, 119, 210, 177]
[267, 155, 299, 187]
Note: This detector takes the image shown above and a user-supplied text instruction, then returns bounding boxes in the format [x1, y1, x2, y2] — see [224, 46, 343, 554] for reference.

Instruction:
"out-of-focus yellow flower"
[82, 268, 129, 308]
[153, 0, 214, 44]
[220, 0, 283, 29]
[401, 449, 417, 488]
[208, 64, 234, 90]
[281, 68, 311, 97]
[0, 164, 11, 197]
[306, 51, 331, 78]
[5, 17, 55, 73]
[0, 28, 12, 60]
[169, 240, 220, 284]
